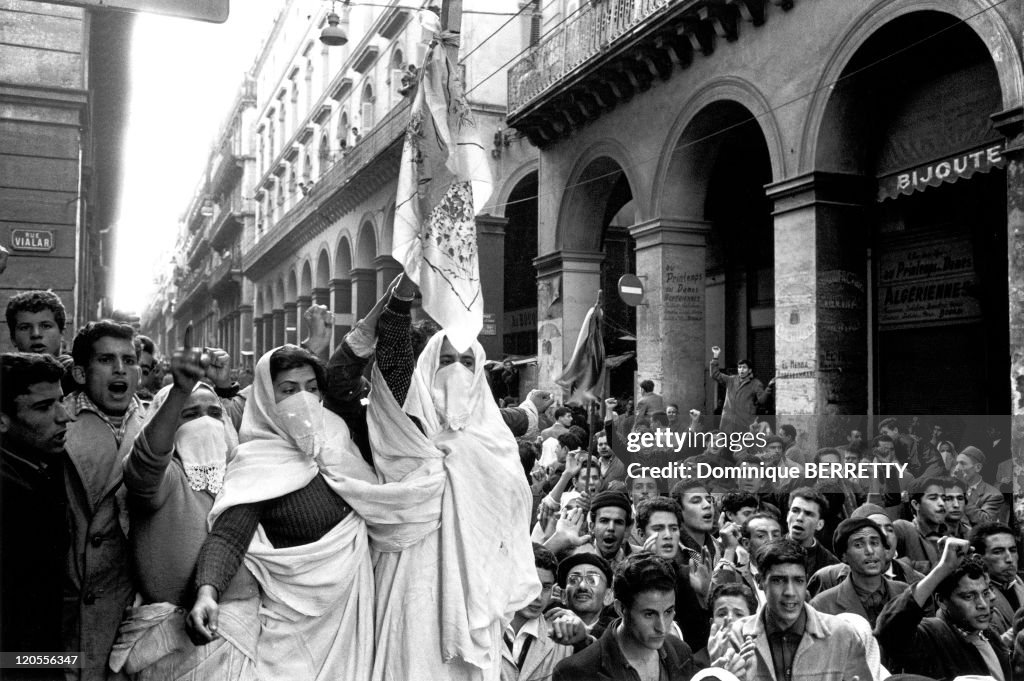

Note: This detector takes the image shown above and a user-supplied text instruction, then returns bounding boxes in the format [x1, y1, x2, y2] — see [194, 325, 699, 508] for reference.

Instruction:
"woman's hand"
[186, 585, 221, 645]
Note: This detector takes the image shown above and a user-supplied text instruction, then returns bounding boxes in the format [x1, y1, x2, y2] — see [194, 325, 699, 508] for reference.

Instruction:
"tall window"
[305, 60, 314, 112]
[318, 134, 330, 175]
[390, 49, 405, 108]
[361, 82, 375, 132]
[338, 110, 350, 149]
[268, 116, 276, 161]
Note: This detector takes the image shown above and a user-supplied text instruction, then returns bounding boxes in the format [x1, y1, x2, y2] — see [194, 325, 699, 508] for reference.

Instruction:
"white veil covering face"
[208, 347, 446, 681]
[145, 382, 238, 495]
[368, 331, 540, 681]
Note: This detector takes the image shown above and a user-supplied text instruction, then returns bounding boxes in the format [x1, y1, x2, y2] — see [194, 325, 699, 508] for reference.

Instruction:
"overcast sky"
[112, 3, 283, 313]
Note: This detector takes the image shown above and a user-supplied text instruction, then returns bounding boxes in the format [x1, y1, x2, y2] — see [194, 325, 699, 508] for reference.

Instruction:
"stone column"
[272, 309, 285, 348]
[296, 295, 312, 346]
[350, 268, 376, 320]
[262, 313, 274, 353]
[330, 278, 353, 350]
[993, 108, 1024, 500]
[374, 255, 404, 296]
[533, 250, 604, 396]
[629, 218, 711, 414]
[477, 214, 508, 359]
[253, 316, 264, 358]
[765, 171, 871, 449]
[239, 304, 254, 360]
[284, 302, 298, 345]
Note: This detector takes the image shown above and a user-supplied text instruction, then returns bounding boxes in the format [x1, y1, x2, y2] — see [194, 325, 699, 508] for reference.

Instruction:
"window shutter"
[362, 102, 374, 131]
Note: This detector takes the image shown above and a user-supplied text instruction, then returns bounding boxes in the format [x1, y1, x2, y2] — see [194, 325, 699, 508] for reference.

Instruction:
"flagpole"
[586, 289, 603, 499]
[440, 0, 462, 63]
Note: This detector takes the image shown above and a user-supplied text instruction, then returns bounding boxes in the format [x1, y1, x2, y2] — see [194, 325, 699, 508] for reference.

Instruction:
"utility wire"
[464, 1, 590, 96]
[459, 1, 531, 64]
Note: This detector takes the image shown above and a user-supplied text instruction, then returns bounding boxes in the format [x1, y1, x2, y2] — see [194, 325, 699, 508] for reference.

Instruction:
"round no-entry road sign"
[618, 274, 644, 307]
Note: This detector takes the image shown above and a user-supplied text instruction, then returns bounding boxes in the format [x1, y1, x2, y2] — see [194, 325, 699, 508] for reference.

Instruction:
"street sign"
[618, 274, 644, 307]
[10, 229, 55, 252]
[39, 0, 229, 23]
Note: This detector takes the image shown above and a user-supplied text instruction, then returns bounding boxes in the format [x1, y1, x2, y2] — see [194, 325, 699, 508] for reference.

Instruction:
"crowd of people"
[2, 285, 1023, 681]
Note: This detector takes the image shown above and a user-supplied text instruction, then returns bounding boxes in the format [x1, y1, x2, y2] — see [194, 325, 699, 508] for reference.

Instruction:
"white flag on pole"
[392, 11, 493, 352]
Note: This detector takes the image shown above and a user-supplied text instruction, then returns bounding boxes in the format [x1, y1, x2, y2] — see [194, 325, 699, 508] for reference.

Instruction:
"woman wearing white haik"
[367, 273, 539, 681]
[187, 344, 444, 681]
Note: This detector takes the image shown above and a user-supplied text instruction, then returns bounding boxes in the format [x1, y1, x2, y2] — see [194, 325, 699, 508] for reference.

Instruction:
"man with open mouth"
[810, 517, 908, 627]
[63, 319, 145, 681]
[588, 490, 633, 571]
[876, 536, 1010, 680]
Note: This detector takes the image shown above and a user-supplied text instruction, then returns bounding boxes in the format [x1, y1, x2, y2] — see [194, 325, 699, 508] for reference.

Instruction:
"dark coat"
[807, 557, 923, 597]
[0, 446, 68, 658]
[893, 518, 941, 574]
[553, 619, 697, 681]
[875, 584, 1011, 681]
[709, 359, 771, 435]
[809, 574, 909, 627]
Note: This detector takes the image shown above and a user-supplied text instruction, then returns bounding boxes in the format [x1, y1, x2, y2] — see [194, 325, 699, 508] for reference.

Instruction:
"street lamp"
[319, 1, 349, 46]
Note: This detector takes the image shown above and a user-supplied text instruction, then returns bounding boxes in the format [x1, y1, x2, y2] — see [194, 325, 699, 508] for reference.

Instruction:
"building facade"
[147, 0, 541, 373]
[505, 0, 1023, 447]
[1, 1, 133, 348]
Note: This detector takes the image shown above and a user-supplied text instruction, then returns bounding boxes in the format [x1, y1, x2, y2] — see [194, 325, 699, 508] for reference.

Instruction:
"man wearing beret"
[810, 517, 909, 626]
[806, 503, 924, 596]
[953, 446, 1005, 525]
[589, 491, 633, 570]
[557, 553, 618, 639]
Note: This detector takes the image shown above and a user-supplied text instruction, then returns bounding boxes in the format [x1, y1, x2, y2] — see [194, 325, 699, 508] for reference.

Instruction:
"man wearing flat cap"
[806, 503, 924, 596]
[557, 553, 618, 639]
[810, 517, 909, 627]
[953, 446, 1005, 525]
[588, 491, 633, 571]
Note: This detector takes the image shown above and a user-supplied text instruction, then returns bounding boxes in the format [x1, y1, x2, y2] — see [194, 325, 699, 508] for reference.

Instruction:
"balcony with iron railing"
[176, 256, 212, 311]
[243, 97, 411, 277]
[209, 188, 255, 250]
[506, 0, 796, 146]
[210, 244, 243, 290]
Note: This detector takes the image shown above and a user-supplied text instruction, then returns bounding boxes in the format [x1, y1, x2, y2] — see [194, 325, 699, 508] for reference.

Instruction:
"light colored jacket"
[727, 602, 873, 681]
[63, 397, 144, 681]
[500, 615, 575, 681]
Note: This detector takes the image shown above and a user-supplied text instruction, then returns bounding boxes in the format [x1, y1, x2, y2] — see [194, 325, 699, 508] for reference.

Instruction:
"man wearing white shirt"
[503, 544, 589, 681]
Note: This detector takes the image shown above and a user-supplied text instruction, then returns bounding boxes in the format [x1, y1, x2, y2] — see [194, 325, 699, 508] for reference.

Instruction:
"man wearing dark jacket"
[810, 517, 909, 627]
[709, 345, 774, 435]
[0, 353, 73, 676]
[875, 536, 1011, 680]
[553, 553, 700, 681]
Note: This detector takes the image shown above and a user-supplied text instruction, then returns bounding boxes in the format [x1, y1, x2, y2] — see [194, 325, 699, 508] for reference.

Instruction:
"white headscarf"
[208, 346, 363, 526]
[145, 382, 239, 495]
[403, 332, 496, 436]
[383, 331, 540, 667]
